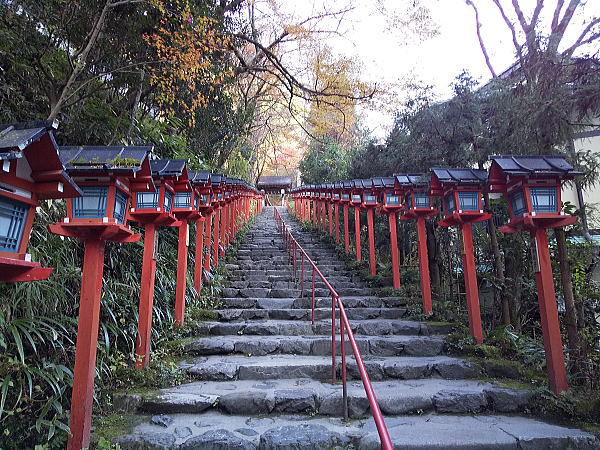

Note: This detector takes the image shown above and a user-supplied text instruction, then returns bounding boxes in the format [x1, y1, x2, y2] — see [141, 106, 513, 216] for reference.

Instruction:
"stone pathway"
[113, 206, 598, 449]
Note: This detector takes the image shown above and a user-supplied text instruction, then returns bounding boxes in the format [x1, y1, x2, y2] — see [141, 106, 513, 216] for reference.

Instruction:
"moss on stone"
[92, 413, 137, 442]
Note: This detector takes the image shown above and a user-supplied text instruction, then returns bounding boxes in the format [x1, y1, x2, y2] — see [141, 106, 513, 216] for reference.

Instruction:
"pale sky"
[278, 0, 600, 140]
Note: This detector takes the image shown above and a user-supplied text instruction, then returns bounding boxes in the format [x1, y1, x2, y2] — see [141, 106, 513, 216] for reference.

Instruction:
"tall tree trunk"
[47, 0, 113, 120]
[554, 227, 581, 375]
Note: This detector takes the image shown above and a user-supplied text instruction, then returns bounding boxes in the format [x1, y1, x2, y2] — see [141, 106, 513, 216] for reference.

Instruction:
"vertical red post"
[219, 204, 226, 257]
[135, 224, 157, 369]
[416, 216, 433, 314]
[213, 208, 220, 267]
[67, 239, 105, 450]
[388, 212, 400, 289]
[367, 208, 376, 276]
[344, 205, 349, 254]
[335, 203, 340, 244]
[204, 212, 212, 273]
[354, 207, 361, 262]
[174, 221, 189, 326]
[460, 223, 483, 344]
[312, 201, 317, 226]
[194, 217, 204, 293]
[532, 228, 568, 394]
[328, 202, 333, 236]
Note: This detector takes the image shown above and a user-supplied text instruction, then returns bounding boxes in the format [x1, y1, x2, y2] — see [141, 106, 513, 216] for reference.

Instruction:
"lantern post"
[169, 161, 199, 327]
[129, 159, 181, 367]
[341, 181, 352, 254]
[0, 121, 82, 282]
[326, 184, 334, 237]
[332, 182, 342, 244]
[362, 179, 379, 276]
[210, 174, 225, 268]
[378, 177, 403, 290]
[191, 171, 211, 293]
[350, 180, 364, 262]
[488, 155, 581, 394]
[311, 187, 318, 227]
[397, 174, 438, 315]
[49, 146, 153, 450]
[430, 168, 490, 343]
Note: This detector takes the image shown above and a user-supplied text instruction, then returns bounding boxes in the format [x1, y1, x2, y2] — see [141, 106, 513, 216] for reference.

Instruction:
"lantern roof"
[430, 168, 488, 185]
[0, 120, 59, 155]
[189, 170, 211, 185]
[334, 182, 342, 190]
[0, 121, 82, 199]
[372, 178, 385, 189]
[394, 173, 428, 186]
[150, 158, 187, 177]
[381, 177, 395, 188]
[60, 145, 152, 174]
[488, 155, 582, 176]
[342, 180, 353, 189]
[210, 173, 225, 185]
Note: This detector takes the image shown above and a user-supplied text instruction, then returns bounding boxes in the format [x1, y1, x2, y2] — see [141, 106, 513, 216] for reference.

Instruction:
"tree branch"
[466, 1, 497, 78]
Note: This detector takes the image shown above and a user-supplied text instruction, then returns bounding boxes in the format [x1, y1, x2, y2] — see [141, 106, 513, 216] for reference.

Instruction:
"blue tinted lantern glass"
[458, 191, 478, 211]
[352, 194, 362, 202]
[530, 187, 557, 213]
[445, 194, 456, 214]
[365, 194, 377, 203]
[0, 197, 28, 253]
[510, 190, 526, 217]
[74, 186, 108, 218]
[194, 195, 198, 209]
[201, 194, 209, 205]
[414, 193, 430, 208]
[342, 193, 350, 201]
[405, 193, 413, 209]
[164, 190, 173, 212]
[386, 193, 400, 206]
[113, 189, 128, 223]
[174, 192, 191, 208]
[136, 189, 159, 209]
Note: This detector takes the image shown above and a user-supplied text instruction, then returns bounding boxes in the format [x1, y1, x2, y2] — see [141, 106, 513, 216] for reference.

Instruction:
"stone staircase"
[112, 206, 598, 449]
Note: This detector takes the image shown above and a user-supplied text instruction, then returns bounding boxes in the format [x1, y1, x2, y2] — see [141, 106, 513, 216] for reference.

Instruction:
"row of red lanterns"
[291, 156, 580, 397]
[0, 121, 264, 449]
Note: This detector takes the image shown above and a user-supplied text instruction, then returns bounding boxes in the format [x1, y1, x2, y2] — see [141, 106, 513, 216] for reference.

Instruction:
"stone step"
[219, 296, 409, 310]
[112, 410, 598, 450]
[214, 307, 407, 322]
[222, 287, 372, 298]
[184, 334, 445, 357]
[180, 355, 482, 382]
[114, 378, 531, 419]
[191, 319, 450, 337]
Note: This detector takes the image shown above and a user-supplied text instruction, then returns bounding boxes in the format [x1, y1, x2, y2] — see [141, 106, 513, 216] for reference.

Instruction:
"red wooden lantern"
[341, 181, 353, 253]
[332, 182, 342, 244]
[377, 177, 403, 289]
[192, 171, 214, 278]
[430, 168, 490, 343]
[0, 121, 81, 282]
[130, 159, 185, 369]
[210, 174, 225, 268]
[325, 183, 335, 236]
[397, 173, 438, 315]
[187, 171, 209, 302]
[361, 179, 379, 276]
[49, 145, 152, 450]
[488, 155, 581, 394]
[350, 180, 365, 262]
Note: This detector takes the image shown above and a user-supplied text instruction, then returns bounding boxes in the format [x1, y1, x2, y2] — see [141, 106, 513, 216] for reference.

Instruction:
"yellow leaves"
[143, 4, 232, 126]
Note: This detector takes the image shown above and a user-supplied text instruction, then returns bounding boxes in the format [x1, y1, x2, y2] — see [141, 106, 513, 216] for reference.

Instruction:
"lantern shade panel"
[73, 187, 109, 219]
[0, 197, 28, 253]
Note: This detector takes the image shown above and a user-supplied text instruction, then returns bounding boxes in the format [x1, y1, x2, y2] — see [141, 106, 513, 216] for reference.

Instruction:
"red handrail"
[273, 207, 393, 450]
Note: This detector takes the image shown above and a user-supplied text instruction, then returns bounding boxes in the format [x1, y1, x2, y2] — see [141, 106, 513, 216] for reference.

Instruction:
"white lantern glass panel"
[113, 189, 128, 223]
[530, 187, 557, 213]
[457, 191, 478, 211]
[136, 189, 159, 209]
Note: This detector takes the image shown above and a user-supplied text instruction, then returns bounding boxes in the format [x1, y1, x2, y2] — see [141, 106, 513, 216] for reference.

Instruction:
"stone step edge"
[112, 383, 531, 418]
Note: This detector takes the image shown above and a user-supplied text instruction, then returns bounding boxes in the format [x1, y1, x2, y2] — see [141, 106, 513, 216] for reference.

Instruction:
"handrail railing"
[273, 206, 393, 450]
